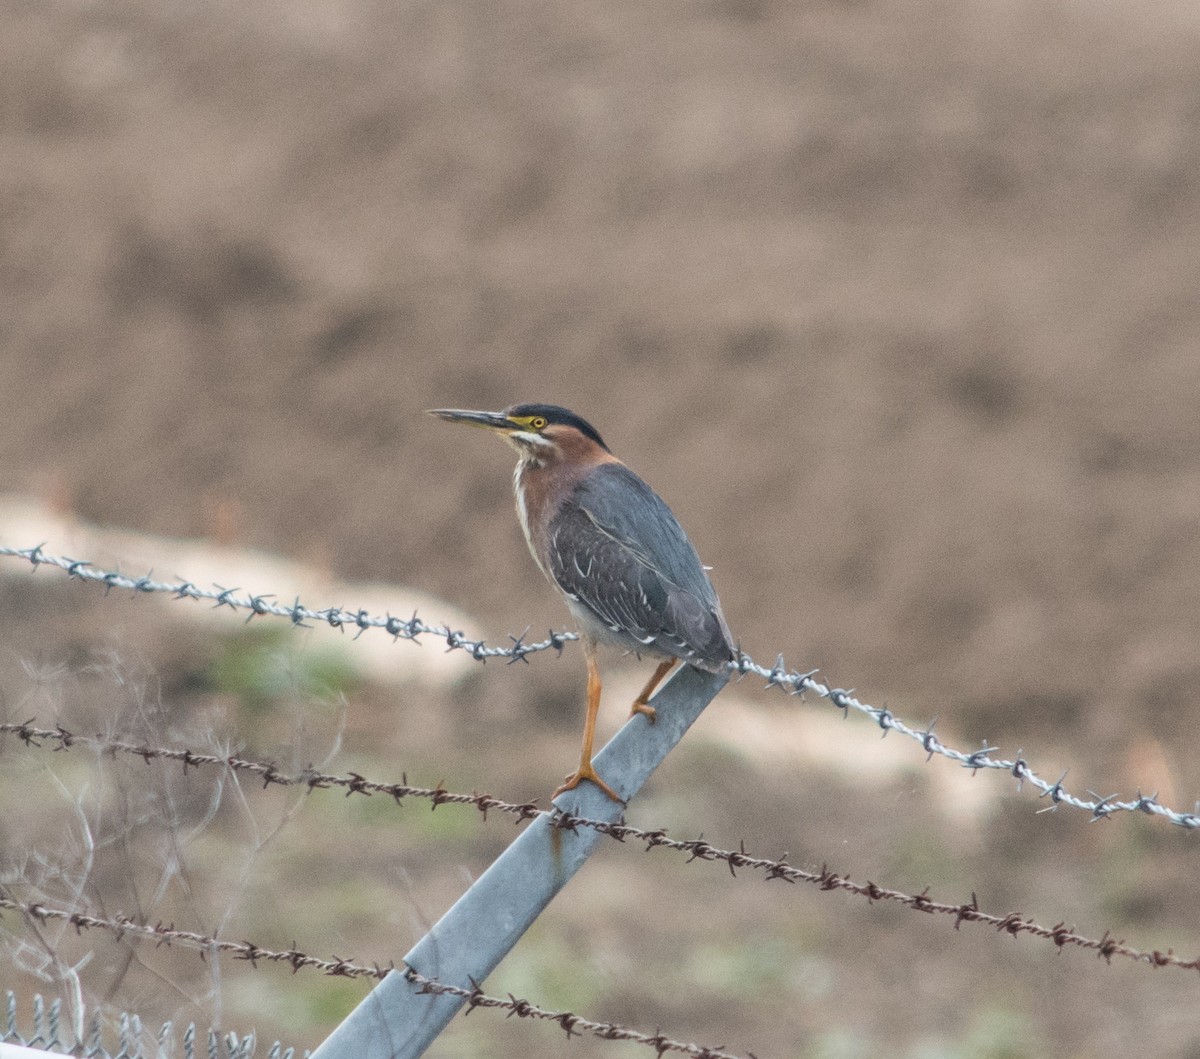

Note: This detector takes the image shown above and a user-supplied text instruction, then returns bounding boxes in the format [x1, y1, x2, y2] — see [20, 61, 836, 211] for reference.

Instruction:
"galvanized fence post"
[310, 663, 729, 1059]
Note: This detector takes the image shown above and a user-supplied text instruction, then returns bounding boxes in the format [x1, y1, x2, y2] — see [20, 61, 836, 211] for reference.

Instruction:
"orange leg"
[629, 659, 677, 724]
[553, 648, 624, 804]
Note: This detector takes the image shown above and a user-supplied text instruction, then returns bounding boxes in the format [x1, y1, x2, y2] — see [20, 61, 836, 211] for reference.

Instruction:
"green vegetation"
[204, 627, 361, 715]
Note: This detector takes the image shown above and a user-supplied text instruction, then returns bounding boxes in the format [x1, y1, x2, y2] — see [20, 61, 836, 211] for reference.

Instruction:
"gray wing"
[546, 464, 733, 669]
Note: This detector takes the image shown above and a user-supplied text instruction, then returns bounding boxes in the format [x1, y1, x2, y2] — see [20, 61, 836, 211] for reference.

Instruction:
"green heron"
[430, 403, 734, 803]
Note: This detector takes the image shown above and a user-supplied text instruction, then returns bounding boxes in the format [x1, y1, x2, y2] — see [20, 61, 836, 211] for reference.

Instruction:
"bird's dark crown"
[505, 403, 609, 452]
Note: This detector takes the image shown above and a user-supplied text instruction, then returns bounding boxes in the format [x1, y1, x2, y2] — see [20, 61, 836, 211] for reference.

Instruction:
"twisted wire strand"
[550, 815, 1200, 974]
[729, 654, 1200, 829]
[0, 896, 383, 980]
[0, 544, 579, 663]
[0, 720, 544, 822]
[0, 897, 747, 1058]
[3, 543, 1198, 829]
[3, 721, 1197, 976]
[401, 969, 747, 1058]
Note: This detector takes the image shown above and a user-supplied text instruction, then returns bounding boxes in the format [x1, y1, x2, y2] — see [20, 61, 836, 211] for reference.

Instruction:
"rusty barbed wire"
[546, 812, 1200, 975]
[0, 895, 387, 981]
[0, 720, 544, 823]
[3, 542, 1198, 830]
[4, 721, 1197, 977]
[0, 897, 748, 1058]
[400, 969, 747, 1058]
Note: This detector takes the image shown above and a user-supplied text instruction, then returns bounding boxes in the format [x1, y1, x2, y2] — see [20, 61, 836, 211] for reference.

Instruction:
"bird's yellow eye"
[530, 417, 547, 430]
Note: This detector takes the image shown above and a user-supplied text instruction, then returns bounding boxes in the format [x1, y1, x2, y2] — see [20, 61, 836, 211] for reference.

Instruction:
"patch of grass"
[811, 1007, 1037, 1059]
[686, 934, 834, 1002]
[912, 1006, 1036, 1059]
[203, 627, 361, 715]
[495, 921, 609, 1013]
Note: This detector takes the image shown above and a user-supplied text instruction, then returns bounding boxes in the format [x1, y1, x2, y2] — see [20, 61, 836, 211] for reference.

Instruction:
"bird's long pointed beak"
[427, 408, 516, 432]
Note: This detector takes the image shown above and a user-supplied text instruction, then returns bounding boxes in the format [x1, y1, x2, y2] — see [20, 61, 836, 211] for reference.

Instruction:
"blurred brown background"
[3, 0, 1200, 1055]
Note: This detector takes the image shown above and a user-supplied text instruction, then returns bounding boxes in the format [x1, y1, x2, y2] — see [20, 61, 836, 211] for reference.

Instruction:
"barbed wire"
[730, 654, 1200, 830]
[0, 720, 544, 823]
[0, 896, 384, 981]
[401, 969, 747, 1058]
[4, 721, 1197, 977]
[0, 544, 579, 663]
[3, 543, 1198, 830]
[0, 897, 748, 1058]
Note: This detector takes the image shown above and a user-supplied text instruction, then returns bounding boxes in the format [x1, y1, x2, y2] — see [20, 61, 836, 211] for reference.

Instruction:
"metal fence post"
[310, 663, 729, 1059]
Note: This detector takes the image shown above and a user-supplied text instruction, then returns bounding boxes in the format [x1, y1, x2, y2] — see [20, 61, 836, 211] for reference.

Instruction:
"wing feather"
[547, 464, 733, 668]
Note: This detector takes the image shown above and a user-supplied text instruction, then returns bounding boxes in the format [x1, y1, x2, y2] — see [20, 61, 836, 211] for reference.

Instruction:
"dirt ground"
[3, 0, 1200, 1056]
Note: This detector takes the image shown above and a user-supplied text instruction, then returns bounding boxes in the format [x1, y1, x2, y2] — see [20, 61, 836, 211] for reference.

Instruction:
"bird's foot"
[553, 761, 625, 804]
[629, 701, 657, 724]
